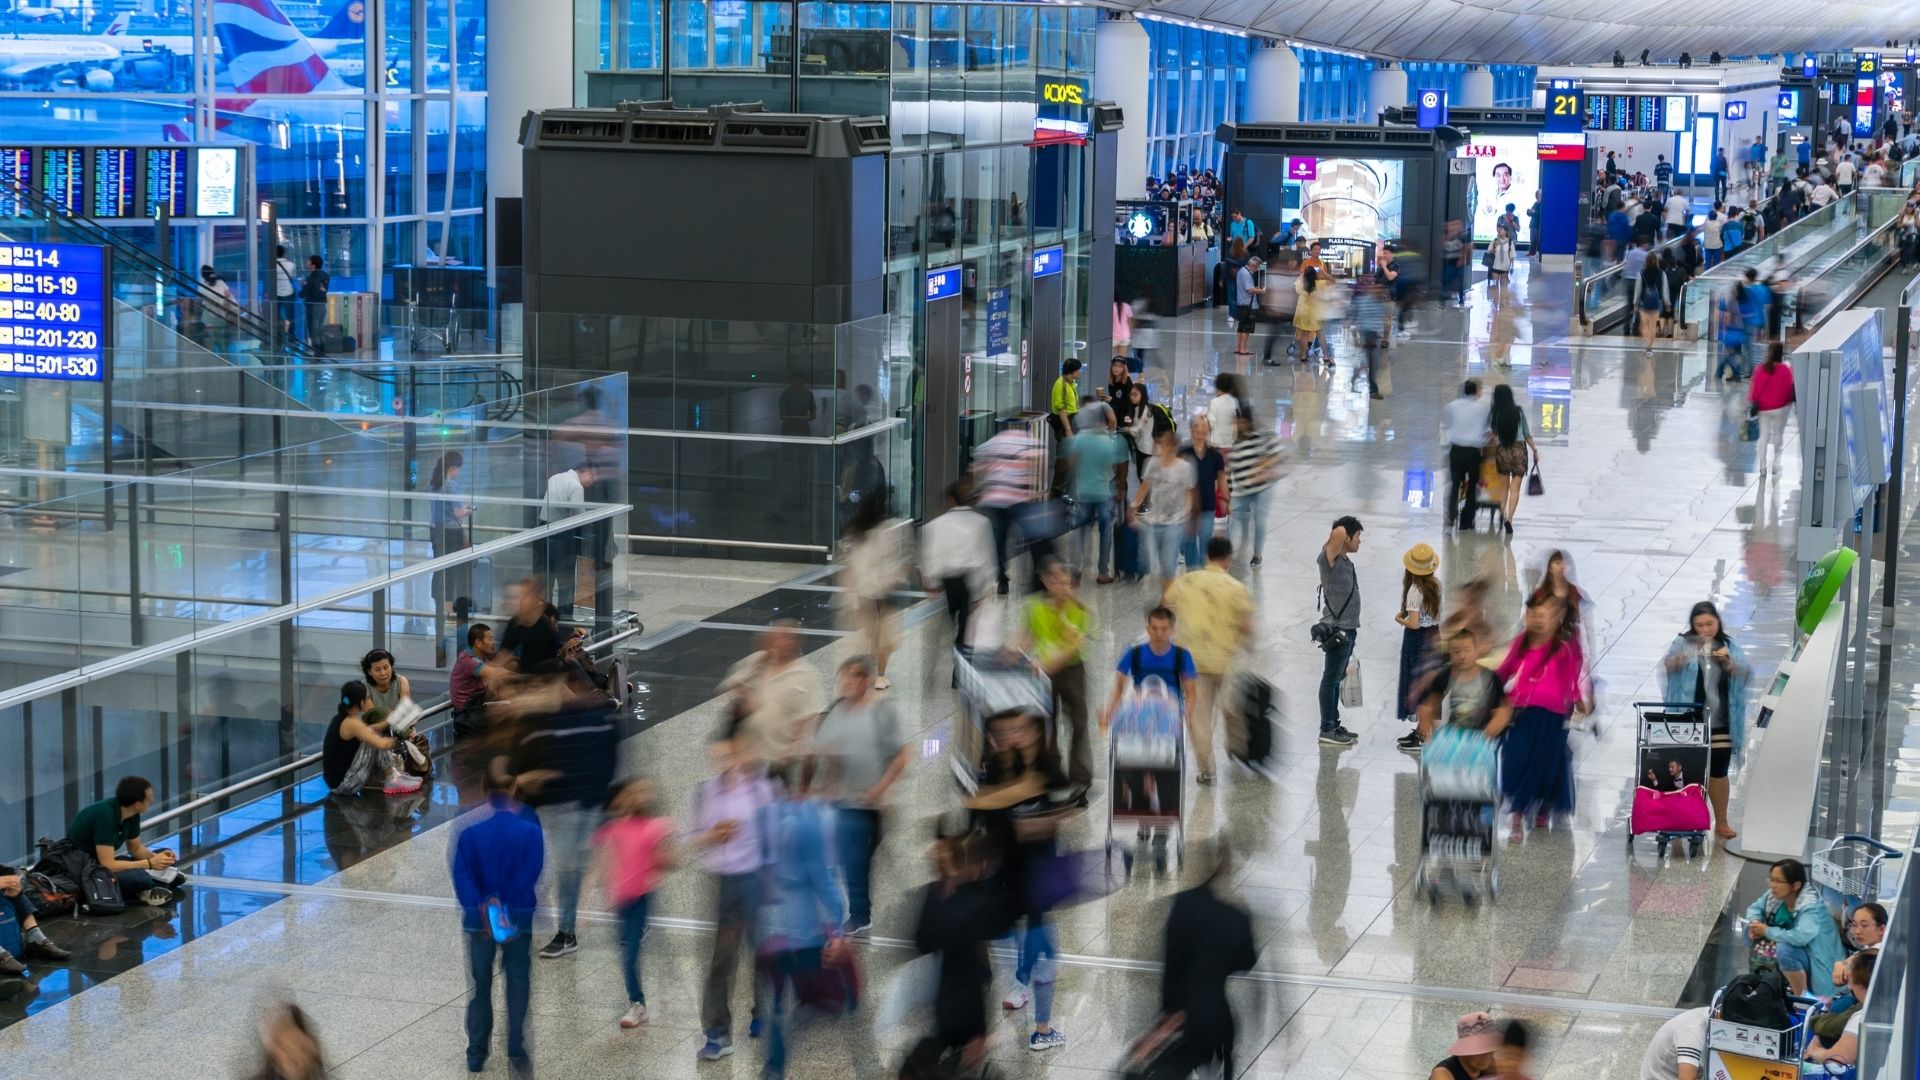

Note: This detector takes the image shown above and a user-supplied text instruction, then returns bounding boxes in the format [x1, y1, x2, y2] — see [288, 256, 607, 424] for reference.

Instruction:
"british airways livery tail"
[213, 0, 347, 95]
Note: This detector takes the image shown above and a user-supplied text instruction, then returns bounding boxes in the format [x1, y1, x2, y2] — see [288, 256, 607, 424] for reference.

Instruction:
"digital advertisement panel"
[1464, 137, 1539, 244]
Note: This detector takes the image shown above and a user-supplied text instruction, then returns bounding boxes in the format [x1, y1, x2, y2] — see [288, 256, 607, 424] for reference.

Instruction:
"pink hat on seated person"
[1448, 1012, 1503, 1056]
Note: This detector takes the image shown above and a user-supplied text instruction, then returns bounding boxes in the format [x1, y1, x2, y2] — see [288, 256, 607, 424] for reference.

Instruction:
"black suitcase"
[1237, 675, 1275, 767]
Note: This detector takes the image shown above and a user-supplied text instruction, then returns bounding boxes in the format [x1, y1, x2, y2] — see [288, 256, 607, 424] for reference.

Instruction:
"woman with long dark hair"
[1663, 600, 1751, 839]
[1394, 544, 1442, 745]
[1293, 267, 1324, 363]
[1125, 382, 1172, 481]
[1493, 596, 1590, 840]
[1487, 384, 1536, 535]
[428, 450, 473, 619]
[1526, 550, 1591, 653]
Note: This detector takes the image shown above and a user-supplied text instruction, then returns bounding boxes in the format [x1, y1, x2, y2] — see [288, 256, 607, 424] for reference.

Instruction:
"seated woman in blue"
[1743, 857, 1846, 997]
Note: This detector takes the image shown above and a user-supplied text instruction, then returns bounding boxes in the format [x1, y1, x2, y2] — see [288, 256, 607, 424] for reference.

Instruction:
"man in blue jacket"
[452, 759, 545, 1075]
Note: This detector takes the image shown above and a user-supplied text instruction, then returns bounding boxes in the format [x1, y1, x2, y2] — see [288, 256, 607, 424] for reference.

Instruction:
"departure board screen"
[143, 147, 188, 217]
[0, 241, 110, 383]
[1633, 95, 1664, 132]
[1584, 94, 1611, 131]
[0, 148, 29, 217]
[1608, 95, 1632, 132]
[89, 147, 136, 218]
[38, 148, 83, 216]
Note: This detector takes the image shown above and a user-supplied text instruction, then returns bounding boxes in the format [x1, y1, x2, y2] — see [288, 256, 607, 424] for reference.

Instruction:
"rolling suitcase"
[1234, 675, 1275, 768]
[1114, 521, 1148, 580]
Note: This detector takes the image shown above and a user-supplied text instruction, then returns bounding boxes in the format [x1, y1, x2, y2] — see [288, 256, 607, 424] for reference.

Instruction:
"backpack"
[32, 837, 125, 917]
[1718, 969, 1793, 1031]
[22, 870, 77, 919]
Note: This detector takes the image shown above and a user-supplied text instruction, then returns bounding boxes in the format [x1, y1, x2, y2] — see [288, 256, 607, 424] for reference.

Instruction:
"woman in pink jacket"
[1495, 597, 1592, 841]
[1748, 343, 1795, 473]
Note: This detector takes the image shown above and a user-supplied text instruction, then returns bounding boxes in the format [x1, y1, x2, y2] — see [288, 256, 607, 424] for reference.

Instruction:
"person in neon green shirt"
[1020, 558, 1095, 788]
[1050, 358, 1081, 436]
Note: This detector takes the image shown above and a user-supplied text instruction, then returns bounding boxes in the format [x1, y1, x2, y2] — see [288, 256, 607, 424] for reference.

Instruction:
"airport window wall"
[1402, 62, 1538, 110]
[1139, 17, 1249, 180]
[0, 0, 487, 298]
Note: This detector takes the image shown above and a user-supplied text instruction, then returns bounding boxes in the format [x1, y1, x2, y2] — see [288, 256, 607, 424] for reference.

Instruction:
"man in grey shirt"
[1315, 516, 1363, 746]
[813, 654, 910, 935]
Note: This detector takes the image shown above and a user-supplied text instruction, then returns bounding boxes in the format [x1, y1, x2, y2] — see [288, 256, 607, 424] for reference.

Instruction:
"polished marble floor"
[8, 267, 1919, 1077]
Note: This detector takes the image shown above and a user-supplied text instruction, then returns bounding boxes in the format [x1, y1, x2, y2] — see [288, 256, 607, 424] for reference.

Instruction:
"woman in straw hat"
[1394, 543, 1442, 752]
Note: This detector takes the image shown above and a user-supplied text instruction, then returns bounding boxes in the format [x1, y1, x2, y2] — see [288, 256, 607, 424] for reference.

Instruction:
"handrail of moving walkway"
[139, 613, 647, 834]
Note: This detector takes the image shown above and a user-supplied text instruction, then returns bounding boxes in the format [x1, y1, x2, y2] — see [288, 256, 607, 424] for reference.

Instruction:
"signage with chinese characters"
[0, 241, 111, 383]
[925, 264, 962, 302]
[1417, 89, 1447, 130]
[1286, 156, 1318, 181]
[985, 287, 1009, 355]
[1030, 245, 1063, 278]
[1460, 143, 1500, 157]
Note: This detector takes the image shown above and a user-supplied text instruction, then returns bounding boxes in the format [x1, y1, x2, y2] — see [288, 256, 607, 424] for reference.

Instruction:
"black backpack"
[33, 838, 125, 917]
[1719, 969, 1792, 1031]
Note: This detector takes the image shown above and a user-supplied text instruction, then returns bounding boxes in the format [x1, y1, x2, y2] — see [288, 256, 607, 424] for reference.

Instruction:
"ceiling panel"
[1113, 0, 1897, 65]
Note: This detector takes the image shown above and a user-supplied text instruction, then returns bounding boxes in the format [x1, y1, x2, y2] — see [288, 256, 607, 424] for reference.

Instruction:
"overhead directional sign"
[0, 241, 111, 382]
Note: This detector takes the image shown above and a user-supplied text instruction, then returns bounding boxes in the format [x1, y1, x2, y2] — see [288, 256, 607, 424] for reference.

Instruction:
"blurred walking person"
[721, 621, 825, 770]
[972, 420, 1043, 594]
[1495, 598, 1591, 840]
[1062, 405, 1129, 584]
[1749, 343, 1795, 472]
[692, 718, 776, 1060]
[519, 671, 619, 961]
[1163, 536, 1253, 784]
[904, 827, 1011, 1077]
[921, 479, 996, 657]
[452, 759, 544, 1076]
[1127, 842, 1258, 1077]
[839, 498, 907, 688]
[758, 757, 849, 1080]
[814, 655, 912, 937]
[594, 777, 676, 1029]
[1133, 429, 1197, 589]
[248, 1002, 326, 1080]
[1225, 413, 1283, 566]
[1019, 558, 1095, 789]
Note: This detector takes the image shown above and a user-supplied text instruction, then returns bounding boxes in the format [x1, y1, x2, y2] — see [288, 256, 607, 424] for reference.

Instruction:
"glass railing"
[0, 372, 629, 679]
[1678, 197, 1863, 329]
[520, 309, 914, 554]
[1785, 220, 1900, 329]
[1855, 836, 1917, 1078]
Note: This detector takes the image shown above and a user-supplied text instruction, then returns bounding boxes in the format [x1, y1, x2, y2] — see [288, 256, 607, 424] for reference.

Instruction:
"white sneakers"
[619, 1004, 649, 1029]
[382, 772, 424, 795]
[1001, 982, 1030, 1010]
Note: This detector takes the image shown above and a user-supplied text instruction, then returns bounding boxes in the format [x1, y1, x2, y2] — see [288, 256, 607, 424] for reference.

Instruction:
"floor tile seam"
[185, 874, 1686, 1023]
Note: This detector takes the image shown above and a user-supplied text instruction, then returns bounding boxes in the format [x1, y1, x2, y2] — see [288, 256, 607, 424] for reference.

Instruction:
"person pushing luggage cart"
[1410, 625, 1509, 905]
[1100, 605, 1195, 879]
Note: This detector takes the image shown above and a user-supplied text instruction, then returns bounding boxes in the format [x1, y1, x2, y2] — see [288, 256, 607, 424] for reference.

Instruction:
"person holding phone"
[1662, 600, 1750, 839]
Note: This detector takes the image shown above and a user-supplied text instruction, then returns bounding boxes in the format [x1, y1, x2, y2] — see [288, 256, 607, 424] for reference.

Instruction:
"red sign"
[1461, 143, 1500, 157]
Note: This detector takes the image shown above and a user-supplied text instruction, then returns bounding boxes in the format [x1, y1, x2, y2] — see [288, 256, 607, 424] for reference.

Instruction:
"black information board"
[89, 147, 136, 219]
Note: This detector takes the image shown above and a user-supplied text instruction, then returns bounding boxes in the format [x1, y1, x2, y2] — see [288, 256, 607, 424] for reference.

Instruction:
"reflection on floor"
[10, 266, 1920, 1077]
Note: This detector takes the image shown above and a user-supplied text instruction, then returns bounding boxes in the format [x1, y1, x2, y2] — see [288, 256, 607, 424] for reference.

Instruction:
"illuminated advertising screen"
[89, 147, 136, 218]
[1664, 96, 1692, 132]
[0, 241, 110, 383]
[144, 148, 189, 217]
[1537, 131, 1586, 162]
[39, 148, 83, 216]
[194, 146, 239, 217]
[1240, 156, 1405, 254]
[0, 148, 30, 217]
[1463, 136, 1539, 244]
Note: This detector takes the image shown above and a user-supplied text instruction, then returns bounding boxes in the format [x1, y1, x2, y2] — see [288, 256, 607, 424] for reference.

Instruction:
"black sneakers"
[538, 932, 578, 959]
[1318, 726, 1358, 747]
[1396, 731, 1425, 754]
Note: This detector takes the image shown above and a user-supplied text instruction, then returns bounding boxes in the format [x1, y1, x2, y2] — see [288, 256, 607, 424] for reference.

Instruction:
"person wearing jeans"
[1315, 517, 1364, 747]
[1062, 406, 1127, 583]
[758, 765, 846, 1080]
[691, 725, 775, 1060]
[451, 763, 544, 1074]
[1134, 429, 1197, 590]
[1164, 537, 1253, 783]
[524, 681, 619, 961]
[812, 656, 910, 937]
[1226, 416, 1282, 565]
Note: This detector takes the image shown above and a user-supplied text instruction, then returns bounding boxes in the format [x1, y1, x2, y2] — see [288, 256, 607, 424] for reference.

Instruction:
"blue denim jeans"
[539, 801, 600, 934]
[1070, 496, 1115, 576]
[1012, 918, 1058, 1026]
[1228, 487, 1271, 559]
[763, 946, 824, 1075]
[1147, 521, 1184, 580]
[619, 893, 652, 1005]
[1318, 633, 1356, 732]
[1775, 938, 1811, 976]
[466, 920, 532, 1063]
[835, 805, 879, 925]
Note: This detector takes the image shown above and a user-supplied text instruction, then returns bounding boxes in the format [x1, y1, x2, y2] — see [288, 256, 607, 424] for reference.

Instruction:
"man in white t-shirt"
[1638, 1006, 1709, 1080]
[271, 244, 299, 346]
[1810, 180, 1839, 208]
[1834, 156, 1857, 193]
[1863, 157, 1887, 188]
[1663, 192, 1690, 241]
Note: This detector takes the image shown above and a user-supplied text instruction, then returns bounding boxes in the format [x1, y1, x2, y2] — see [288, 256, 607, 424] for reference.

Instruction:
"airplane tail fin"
[212, 0, 344, 94]
[104, 13, 131, 36]
[316, 0, 367, 41]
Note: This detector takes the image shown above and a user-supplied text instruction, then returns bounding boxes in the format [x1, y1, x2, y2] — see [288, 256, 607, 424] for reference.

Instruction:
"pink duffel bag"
[1631, 785, 1711, 835]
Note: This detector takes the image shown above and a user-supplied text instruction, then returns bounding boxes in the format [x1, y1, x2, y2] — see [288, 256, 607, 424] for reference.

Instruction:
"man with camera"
[1314, 517, 1364, 747]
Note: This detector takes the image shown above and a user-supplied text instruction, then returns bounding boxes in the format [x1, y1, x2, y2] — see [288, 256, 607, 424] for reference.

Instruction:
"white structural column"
[486, 0, 573, 203]
[1459, 66, 1495, 108]
[1246, 43, 1301, 123]
[1366, 63, 1408, 121]
[1094, 15, 1150, 199]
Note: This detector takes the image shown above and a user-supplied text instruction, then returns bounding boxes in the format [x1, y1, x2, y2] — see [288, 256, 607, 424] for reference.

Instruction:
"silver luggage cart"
[1414, 727, 1500, 905]
[1105, 680, 1185, 880]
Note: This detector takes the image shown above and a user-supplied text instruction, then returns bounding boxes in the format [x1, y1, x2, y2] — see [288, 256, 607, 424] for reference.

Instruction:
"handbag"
[1340, 656, 1363, 708]
[1215, 488, 1229, 520]
[1526, 468, 1544, 497]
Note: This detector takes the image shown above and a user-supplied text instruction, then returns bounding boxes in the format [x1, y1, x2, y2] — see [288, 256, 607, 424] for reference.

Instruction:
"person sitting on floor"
[0, 865, 72, 974]
[65, 774, 187, 905]
[321, 680, 425, 797]
[1804, 952, 1875, 1071]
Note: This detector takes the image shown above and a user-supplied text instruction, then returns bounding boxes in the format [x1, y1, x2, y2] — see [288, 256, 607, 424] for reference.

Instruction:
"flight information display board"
[143, 147, 188, 217]
[1585, 94, 1692, 132]
[39, 148, 82, 216]
[0, 241, 111, 383]
[1633, 95, 1664, 132]
[0, 147, 29, 217]
[1608, 95, 1632, 132]
[89, 147, 136, 219]
[1584, 95, 1609, 131]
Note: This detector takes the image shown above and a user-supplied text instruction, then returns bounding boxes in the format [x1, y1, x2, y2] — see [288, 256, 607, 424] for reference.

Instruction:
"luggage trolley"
[1811, 833, 1903, 932]
[1628, 702, 1711, 860]
[950, 647, 1052, 794]
[1415, 724, 1500, 905]
[1106, 678, 1184, 880]
[1706, 988, 1837, 1079]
